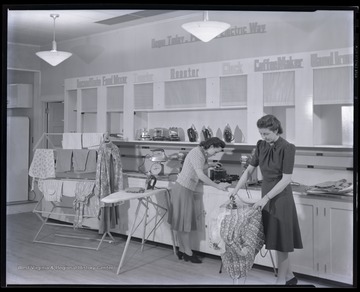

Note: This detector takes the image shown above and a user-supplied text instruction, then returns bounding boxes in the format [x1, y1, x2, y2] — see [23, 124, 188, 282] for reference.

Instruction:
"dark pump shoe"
[177, 249, 197, 260]
[177, 250, 184, 260]
[183, 253, 202, 264]
[285, 277, 298, 285]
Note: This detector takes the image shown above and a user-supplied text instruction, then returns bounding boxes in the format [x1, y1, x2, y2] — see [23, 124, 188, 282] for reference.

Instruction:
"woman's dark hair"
[199, 137, 226, 150]
[257, 114, 283, 134]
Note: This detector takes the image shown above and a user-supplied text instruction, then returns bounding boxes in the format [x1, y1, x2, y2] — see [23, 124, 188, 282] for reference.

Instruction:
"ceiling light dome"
[36, 14, 72, 66]
[182, 11, 230, 43]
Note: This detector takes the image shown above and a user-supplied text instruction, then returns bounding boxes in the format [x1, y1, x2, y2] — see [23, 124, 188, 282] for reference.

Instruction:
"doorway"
[46, 101, 64, 148]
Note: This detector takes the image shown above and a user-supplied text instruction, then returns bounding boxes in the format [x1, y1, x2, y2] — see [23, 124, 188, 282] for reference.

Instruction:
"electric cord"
[244, 180, 253, 199]
[137, 154, 152, 175]
[260, 248, 269, 258]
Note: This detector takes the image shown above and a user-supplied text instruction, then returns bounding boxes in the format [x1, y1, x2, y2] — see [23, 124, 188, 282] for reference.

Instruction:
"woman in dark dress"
[229, 114, 303, 285]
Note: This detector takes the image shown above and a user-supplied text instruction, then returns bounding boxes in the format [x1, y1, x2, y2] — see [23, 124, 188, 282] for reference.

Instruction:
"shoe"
[285, 277, 298, 285]
[177, 250, 184, 260]
[183, 253, 202, 264]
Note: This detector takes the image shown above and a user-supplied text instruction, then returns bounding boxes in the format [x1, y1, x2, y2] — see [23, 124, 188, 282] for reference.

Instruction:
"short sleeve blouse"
[249, 136, 295, 181]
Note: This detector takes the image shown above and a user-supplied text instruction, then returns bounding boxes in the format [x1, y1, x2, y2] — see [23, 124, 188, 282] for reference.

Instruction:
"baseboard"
[7, 201, 38, 214]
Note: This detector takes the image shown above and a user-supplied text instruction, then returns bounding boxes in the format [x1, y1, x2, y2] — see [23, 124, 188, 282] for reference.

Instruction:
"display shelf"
[112, 139, 353, 152]
[64, 47, 354, 146]
[107, 109, 124, 113]
[134, 106, 247, 113]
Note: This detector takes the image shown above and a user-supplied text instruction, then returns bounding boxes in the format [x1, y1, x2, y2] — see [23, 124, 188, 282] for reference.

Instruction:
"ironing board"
[101, 188, 177, 274]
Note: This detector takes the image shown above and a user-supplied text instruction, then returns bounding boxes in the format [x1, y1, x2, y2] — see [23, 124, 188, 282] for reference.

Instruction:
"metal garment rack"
[32, 181, 116, 250]
[31, 132, 116, 250]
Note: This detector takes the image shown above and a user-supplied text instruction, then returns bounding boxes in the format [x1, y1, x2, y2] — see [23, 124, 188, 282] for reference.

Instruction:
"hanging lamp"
[181, 11, 230, 42]
[36, 14, 72, 66]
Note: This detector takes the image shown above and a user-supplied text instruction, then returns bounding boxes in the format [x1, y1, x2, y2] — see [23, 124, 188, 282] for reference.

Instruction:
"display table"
[101, 188, 177, 274]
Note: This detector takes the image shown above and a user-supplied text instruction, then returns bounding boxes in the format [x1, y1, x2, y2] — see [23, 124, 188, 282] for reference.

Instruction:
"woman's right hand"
[228, 189, 237, 200]
[217, 182, 230, 191]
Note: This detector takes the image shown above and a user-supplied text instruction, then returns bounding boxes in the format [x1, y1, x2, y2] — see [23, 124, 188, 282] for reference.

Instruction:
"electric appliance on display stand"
[149, 148, 167, 176]
[153, 128, 165, 141]
[169, 127, 180, 141]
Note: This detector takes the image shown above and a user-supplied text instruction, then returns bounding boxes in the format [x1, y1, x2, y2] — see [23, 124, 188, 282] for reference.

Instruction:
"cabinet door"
[290, 197, 317, 276]
[7, 84, 33, 108]
[80, 88, 98, 132]
[317, 200, 353, 284]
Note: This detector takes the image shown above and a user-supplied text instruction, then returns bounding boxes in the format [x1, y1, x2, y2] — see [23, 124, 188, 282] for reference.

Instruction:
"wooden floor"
[4, 212, 348, 287]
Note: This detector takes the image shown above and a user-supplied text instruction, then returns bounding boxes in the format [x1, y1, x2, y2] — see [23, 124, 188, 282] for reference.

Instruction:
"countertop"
[123, 171, 353, 202]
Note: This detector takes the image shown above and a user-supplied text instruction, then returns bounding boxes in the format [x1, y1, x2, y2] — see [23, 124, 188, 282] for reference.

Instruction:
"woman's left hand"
[252, 195, 270, 210]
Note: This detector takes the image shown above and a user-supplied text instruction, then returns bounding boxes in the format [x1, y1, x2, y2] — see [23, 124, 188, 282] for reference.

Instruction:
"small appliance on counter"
[153, 128, 166, 141]
[149, 148, 167, 162]
[139, 128, 151, 141]
[169, 127, 180, 141]
[223, 123, 234, 143]
[148, 148, 167, 176]
[187, 124, 198, 142]
[209, 165, 239, 184]
[145, 174, 157, 190]
[202, 126, 212, 141]
[110, 132, 125, 141]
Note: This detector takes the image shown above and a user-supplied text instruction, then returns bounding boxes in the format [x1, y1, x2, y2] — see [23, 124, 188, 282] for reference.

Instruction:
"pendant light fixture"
[36, 14, 72, 66]
[181, 11, 230, 43]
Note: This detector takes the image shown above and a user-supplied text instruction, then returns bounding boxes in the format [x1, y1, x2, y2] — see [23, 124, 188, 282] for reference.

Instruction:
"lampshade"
[36, 14, 72, 66]
[182, 11, 230, 43]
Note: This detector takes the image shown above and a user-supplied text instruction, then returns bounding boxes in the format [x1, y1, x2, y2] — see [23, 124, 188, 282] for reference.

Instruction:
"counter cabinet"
[250, 189, 354, 285]
[293, 194, 354, 285]
[40, 174, 354, 285]
[129, 178, 354, 285]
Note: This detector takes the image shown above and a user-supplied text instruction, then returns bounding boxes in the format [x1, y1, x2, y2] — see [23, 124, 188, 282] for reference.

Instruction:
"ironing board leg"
[116, 199, 142, 275]
[141, 198, 149, 252]
[269, 250, 278, 277]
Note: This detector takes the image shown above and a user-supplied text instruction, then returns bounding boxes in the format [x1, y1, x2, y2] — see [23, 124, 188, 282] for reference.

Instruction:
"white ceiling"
[6, 9, 196, 46]
[6, 7, 354, 47]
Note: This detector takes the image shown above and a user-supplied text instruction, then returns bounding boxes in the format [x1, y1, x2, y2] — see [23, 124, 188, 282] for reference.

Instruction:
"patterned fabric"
[73, 181, 95, 228]
[220, 206, 264, 280]
[94, 141, 124, 205]
[29, 149, 56, 190]
[306, 179, 353, 195]
[94, 141, 124, 234]
[29, 149, 56, 179]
